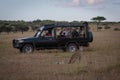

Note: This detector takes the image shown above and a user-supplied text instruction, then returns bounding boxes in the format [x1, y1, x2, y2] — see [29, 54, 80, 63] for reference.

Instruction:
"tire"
[22, 44, 33, 53]
[88, 31, 93, 42]
[67, 43, 78, 52]
[19, 48, 23, 53]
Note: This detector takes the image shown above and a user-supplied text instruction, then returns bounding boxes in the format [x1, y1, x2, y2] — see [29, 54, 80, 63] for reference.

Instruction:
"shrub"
[104, 26, 111, 29]
[114, 28, 120, 31]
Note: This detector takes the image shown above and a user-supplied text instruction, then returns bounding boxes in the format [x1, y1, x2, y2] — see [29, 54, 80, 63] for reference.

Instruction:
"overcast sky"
[0, 0, 120, 21]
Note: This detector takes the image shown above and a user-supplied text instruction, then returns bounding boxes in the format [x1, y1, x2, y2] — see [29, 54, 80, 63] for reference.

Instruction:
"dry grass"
[0, 28, 120, 80]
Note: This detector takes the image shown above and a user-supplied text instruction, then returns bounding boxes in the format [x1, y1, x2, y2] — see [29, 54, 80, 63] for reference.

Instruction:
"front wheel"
[21, 44, 34, 53]
[67, 43, 78, 52]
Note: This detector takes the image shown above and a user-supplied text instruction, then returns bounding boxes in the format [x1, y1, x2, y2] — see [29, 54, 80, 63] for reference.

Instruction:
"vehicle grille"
[13, 39, 19, 48]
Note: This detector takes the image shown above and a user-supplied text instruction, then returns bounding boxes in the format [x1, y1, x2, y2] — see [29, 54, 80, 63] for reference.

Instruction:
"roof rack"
[55, 22, 88, 27]
[42, 22, 88, 30]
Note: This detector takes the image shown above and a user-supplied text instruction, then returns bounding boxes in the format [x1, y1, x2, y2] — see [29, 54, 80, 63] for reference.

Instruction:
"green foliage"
[31, 26, 39, 31]
[0, 21, 13, 34]
[0, 20, 30, 34]
[1, 18, 119, 33]
[13, 21, 29, 34]
[91, 16, 106, 22]
[0, 20, 39, 33]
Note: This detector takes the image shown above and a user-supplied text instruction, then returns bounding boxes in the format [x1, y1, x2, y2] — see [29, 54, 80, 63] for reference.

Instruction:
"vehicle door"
[36, 29, 58, 48]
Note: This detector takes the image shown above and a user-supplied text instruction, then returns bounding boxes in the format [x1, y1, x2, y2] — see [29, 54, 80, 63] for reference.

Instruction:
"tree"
[91, 16, 106, 31]
[12, 21, 29, 34]
[31, 26, 39, 31]
[15, 24, 29, 34]
[4, 26, 13, 34]
[0, 22, 13, 34]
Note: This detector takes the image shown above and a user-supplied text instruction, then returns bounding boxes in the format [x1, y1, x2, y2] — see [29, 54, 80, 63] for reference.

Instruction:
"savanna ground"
[0, 24, 120, 80]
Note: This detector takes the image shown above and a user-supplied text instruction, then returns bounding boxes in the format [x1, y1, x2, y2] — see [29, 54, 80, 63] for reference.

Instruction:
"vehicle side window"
[60, 27, 69, 37]
[56, 27, 70, 38]
[71, 28, 79, 38]
[41, 29, 52, 37]
[79, 26, 86, 38]
[55, 26, 87, 39]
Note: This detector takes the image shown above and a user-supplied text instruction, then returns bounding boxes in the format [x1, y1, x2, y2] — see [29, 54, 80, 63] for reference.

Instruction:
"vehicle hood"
[15, 37, 38, 42]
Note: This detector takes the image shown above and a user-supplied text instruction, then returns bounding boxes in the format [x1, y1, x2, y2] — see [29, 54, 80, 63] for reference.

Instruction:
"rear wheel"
[22, 44, 33, 54]
[67, 43, 78, 52]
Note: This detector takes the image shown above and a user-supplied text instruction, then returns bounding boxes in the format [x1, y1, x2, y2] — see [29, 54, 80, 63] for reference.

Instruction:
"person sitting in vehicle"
[60, 27, 68, 37]
[45, 30, 52, 37]
[71, 28, 79, 38]
[79, 27, 85, 38]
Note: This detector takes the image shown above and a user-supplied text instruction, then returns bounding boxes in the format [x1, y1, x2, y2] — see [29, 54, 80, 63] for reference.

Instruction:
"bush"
[104, 26, 111, 29]
[114, 28, 120, 31]
[98, 27, 102, 29]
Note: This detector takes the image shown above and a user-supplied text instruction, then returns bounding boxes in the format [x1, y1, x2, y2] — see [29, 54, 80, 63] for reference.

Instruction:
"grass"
[0, 28, 120, 80]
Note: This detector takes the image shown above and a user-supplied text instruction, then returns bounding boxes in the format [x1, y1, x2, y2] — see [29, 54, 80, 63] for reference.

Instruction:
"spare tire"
[88, 31, 93, 42]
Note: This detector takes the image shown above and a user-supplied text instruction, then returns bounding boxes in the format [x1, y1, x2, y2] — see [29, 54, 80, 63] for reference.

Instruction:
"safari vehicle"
[13, 22, 93, 53]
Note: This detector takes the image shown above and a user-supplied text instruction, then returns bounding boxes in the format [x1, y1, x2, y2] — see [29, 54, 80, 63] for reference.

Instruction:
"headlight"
[18, 39, 24, 43]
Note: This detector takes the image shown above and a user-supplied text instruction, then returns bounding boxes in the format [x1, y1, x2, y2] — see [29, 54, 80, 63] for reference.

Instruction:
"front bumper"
[13, 39, 23, 49]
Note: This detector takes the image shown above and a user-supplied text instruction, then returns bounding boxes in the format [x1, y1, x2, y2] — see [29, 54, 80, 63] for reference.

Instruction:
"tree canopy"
[91, 16, 106, 22]
[91, 16, 106, 31]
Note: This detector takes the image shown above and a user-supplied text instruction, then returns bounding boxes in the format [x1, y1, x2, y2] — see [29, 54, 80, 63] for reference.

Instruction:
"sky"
[0, 0, 120, 21]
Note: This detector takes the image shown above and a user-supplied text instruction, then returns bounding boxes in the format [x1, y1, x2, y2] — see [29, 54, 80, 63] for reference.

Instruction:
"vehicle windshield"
[34, 26, 44, 37]
[34, 31, 41, 37]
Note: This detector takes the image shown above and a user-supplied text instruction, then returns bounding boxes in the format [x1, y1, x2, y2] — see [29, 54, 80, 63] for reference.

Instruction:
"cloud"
[58, 0, 105, 7]
[72, 0, 80, 6]
[86, 0, 95, 4]
[55, 0, 120, 10]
